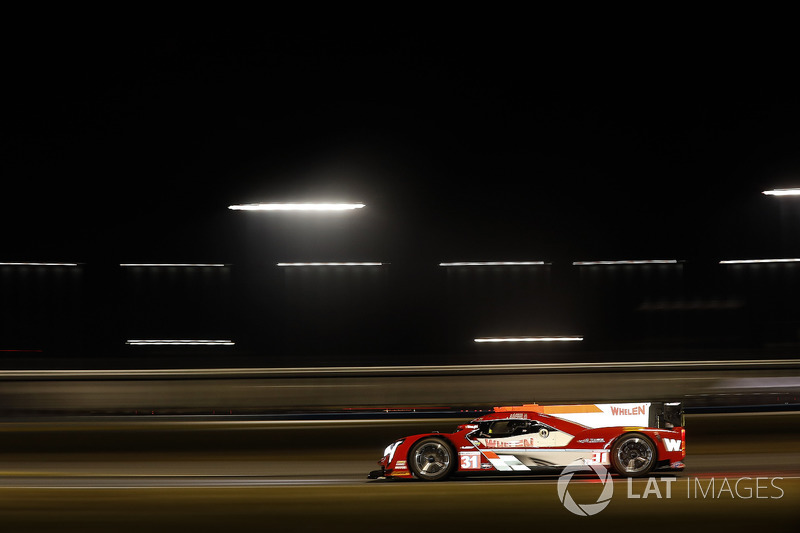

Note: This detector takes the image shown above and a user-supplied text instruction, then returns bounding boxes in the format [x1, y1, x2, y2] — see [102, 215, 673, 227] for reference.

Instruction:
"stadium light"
[0, 262, 78, 266]
[474, 336, 584, 343]
[126, 340, 235, 345]
[277, 262, 385, 267]
[719, 258, 800, 264]
[228, 203, 365, 211]
[439, 261, 549, 267]
[573, 260, 678, 266]
[120, 264, 227, 267]
[762, 188, 800, 196]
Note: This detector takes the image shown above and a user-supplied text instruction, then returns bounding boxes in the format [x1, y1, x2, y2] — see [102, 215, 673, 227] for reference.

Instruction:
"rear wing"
[494, 402, 684, 429]
[654, 401, 684, 429]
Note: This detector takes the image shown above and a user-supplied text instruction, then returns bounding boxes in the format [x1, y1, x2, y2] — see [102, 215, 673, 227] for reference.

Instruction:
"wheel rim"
[413, 442, 451, 477]
[615, 437, 653, 474]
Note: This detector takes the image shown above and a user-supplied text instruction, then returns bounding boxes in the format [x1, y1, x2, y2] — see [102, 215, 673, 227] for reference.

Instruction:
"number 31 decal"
[591, 452, 609, 464]
[459, 451, 481, 470]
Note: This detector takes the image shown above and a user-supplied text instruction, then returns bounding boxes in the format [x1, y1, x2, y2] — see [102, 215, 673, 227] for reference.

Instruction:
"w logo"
[557, 460, 614, 516]
[664, 438, 681, 452]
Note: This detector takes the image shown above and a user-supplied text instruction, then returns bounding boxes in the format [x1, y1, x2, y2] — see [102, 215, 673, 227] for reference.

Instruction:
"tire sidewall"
[611, 432, 656, 478]
[409, 437, 455, 481]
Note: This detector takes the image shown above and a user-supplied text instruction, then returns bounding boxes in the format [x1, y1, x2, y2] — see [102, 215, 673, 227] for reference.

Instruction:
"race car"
[369, 402, 685, 481]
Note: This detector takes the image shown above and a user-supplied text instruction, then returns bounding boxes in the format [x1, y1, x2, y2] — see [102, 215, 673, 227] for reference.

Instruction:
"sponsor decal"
[483, 438, 535, 448]
[539, 428, 549, 439]
[663, 438, 682, 452]
[610, 404, 646, 416]
[577, 438, 605, 444]
[537, 403, 651, 430]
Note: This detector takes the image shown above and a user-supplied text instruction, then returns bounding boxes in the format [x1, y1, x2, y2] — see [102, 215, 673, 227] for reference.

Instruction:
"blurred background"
[1, 13, 799, 532]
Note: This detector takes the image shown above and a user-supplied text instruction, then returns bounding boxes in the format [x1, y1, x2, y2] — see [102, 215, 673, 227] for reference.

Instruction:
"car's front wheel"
[611, 433, 656, 477]
[409, 437, 454, 481]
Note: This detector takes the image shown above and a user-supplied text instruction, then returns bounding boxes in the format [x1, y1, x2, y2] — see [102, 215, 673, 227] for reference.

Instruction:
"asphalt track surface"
[1, 413, 798, 532]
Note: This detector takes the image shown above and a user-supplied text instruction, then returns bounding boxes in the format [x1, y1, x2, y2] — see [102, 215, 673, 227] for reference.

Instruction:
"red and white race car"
[369, 402, 685, 481]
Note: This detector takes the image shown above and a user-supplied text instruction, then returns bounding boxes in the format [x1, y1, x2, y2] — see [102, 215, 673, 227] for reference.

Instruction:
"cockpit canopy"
[476, 419, 552, 438]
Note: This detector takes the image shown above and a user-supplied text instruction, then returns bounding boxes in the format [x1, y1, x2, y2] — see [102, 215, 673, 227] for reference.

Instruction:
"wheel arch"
[403, 434, 457, 460]
[608, 430, 660, 458]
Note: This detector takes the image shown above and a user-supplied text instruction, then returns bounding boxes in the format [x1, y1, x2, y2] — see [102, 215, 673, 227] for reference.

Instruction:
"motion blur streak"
[2, 359, 798, 378]
[1, 364, 798, 416]
[0, 482, 797, 532]
[0, 414, 797, 479]
[0, 414, 798, 532]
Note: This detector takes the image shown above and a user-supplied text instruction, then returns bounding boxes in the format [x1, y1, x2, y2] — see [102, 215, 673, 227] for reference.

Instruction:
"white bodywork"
[546, 403, 651, 428]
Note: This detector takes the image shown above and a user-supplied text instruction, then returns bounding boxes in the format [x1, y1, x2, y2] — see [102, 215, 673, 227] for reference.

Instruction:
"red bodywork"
[376, 409, 685, 479]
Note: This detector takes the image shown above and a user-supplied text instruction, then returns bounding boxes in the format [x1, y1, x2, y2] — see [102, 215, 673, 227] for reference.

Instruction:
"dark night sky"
[4, 21, 800, 268]
[1, 17, 799, 363]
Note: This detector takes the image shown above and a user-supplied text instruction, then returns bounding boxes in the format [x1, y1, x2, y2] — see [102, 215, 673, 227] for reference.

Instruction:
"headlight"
[383, 440, 404, 463]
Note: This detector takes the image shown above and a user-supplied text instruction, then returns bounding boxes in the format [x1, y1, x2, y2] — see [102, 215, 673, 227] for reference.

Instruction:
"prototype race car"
[369, 402, 685, 481]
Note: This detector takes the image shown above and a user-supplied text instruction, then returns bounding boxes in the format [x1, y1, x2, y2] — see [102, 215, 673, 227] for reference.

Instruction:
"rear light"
[681, 427, 686, 454]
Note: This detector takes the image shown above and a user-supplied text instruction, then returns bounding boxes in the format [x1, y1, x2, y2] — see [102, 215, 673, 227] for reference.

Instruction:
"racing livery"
[369, 402, 685, 481]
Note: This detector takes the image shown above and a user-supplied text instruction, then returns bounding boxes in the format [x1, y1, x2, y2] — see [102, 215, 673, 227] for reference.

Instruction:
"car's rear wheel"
[409, 437, 454, 481]
[611, 433, 656, 477]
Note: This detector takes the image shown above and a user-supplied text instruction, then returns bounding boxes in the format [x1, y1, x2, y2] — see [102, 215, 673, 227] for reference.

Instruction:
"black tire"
[611, 433, 656, 477]
[408, 437, 455, 481]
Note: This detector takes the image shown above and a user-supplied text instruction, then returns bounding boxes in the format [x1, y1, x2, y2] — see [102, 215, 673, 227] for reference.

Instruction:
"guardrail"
[2, 359, 799, 380]
[1, 360, 798, 417]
